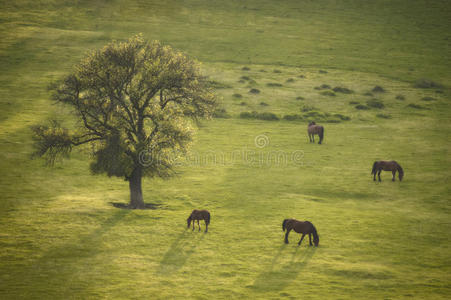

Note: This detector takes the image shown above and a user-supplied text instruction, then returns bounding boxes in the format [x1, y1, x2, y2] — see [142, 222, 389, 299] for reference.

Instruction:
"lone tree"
[32, 35, 216, 208]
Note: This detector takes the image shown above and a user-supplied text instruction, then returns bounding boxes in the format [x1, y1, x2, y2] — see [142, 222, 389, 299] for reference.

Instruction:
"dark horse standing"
[187, 209, 210, 232]
[282, 219, 319, 246]
[371, 160, 404, 182]
[308, 122, 324, 144]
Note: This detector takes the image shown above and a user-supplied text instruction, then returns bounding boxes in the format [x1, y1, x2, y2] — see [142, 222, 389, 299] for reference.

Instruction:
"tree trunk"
[129, 167, 145, 209]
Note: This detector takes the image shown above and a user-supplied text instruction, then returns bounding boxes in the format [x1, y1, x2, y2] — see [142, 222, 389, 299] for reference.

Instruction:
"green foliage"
[32, 34, 216, 182]
[372, 86, 385, 93]
[414, 78, 443, 89]
[239, 111, 279, 121]
[355, 104, 370, 110]
[249, 88, 260, 94]
[333, 86, 354, 94]
[320, 90, 336, 97]
[366, 99, 385, 109]
[212, 108, 230, 118]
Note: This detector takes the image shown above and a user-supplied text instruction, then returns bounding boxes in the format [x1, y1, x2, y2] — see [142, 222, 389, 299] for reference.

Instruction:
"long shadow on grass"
[17, 210, 129, 298]
[251, 244, 316, 292]
[157, 230, 205, 275]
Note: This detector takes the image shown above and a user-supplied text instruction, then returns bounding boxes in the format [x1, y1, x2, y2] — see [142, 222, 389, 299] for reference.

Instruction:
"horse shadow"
[251, 244, 316, 292]
[157, 230, 205, 275]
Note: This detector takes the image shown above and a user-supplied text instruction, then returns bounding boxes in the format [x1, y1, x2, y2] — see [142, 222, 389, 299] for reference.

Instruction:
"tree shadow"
[18, 209, 129, 298]
[251, 245, 317, 292]
[157, 230, 205, 275]
[110, 202, 162, 210]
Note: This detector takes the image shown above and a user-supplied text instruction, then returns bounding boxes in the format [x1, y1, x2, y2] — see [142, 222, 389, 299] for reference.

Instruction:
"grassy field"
[1, 0, 450, 299]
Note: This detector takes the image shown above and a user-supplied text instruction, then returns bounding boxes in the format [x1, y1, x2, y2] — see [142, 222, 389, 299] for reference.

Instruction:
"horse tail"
[319, 126, 324, 144]
[282, 219, 289, 231]
[205, 212, 210, 225]
[396, 163, 404, 181]
[311, 223, 319, 241]
[371, 161, 378, 175]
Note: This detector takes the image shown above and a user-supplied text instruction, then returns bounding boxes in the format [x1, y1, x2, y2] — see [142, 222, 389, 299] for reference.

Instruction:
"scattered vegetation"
[259, 102, 269, 106]
[295, 96, 305, 100]
[421, 96, 436, 101]
[363, 92, 373, 96]
[320, 90, 336, 97]
[213, 108, 231, 118]
[300, 105, 316, 112]
[298, 74, 306, 78]
[283, 114, 304, 121]
[249, 88, 260, 94]
[240, 101, 247, 106]
[242, 66, 250, 71]
[414, 78, 443, 89]
[239, 111, 279, 121]
[407, 103, 427, 109]
[208, 80, 231, 89]
[286, 78, 295, 83]
[333, 87, 354, 94]
[273, 69, 282, 73]
[355, 104, 370, 110]
[376, 113, 392, 119]
[395, 95, 405, 100]
[372, 86, 386, 93]
[314, 84, 331, 90]
[366, 99, 385, 109]
[266, 82, 283, 87]
[232, 93, 242, 98]
[349, 101, 360, 105]
[240, 76, 251, 81]
[319, 70, 328, 74]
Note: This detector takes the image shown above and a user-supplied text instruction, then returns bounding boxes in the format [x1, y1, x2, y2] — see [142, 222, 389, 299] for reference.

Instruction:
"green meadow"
[1, 0, 450, 298]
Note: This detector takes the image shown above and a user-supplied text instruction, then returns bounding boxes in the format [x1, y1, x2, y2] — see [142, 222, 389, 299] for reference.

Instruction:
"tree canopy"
[32, 34, 216, 208]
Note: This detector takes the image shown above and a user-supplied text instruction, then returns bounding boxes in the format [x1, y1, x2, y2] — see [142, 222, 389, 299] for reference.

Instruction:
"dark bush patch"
[240, 111, 279, 121]
[333, 87, 354, 94]
[414, 78, 443, 89]
[240, 102, 247, 106]
[407, 103, 426, 109]
[320, 90, 336, 97]
[376, 113, 392, 119]
[435, 90, 444, 94]
[295, 96, 305, 100]
[333, 113, 351, 121]
[366, 99, 385, 109]
[321, 84, 331, 89]
[355, 104, 370, 110]
[260, 102, 269, 106]
[372, 86, 385, 93]
[273, 69, 282, 73]
[283, 114, 304, 121]
[266, 82, 283, 87]
[301, 105, 316, 112]
[259, 69, 267, 72]
[242, 66, 251, 71]
[240, 76, 251, 81]
[238, 79, 245, 83]
[395, 95, 405, 100]
[232, 93, 242, 98]
[349, 101, 360, 105]
[421, 96, 435, 101]
[213, 108, 231, 118]
[249, 88, 260, 94]
[286, 78, 295, 83]
[363, 92, 373, 96]
[298, 75, 305, 78]
[319, 70, 328, 74]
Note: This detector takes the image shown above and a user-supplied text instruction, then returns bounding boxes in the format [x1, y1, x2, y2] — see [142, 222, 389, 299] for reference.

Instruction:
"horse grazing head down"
[187, 216, 192, 228]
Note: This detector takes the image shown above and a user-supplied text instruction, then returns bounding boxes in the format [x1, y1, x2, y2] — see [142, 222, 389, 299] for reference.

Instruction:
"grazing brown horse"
[187, 209, 210, 232]
[282, 219, 319, 246]
[308, 122, 324, 144]
[371, 160, 404, 182]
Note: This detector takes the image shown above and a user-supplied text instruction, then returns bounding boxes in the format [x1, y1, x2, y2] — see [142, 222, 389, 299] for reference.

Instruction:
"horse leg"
[284, 229, 291, 244]
[312, 134, 315, 143]
[192, 219, 195, 231]
[378, 170, 382, 182]
[308, 133, 312, 143]
[205, 221, 208, 233]
[308, 233, 312, 246]
[298, 234, 306, 246]
[392, 171, 396, 181]
[373, 171, 376, 181]
[197, 220, 201, 231]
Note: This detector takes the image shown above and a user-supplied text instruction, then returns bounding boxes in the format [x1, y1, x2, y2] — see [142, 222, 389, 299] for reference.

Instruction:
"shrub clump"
[376, 113, 392, 119]
[395, 95, 405, 100]
[283, 114, 304, 121]
[314, 84, 331, 90]
[240, 111, 279, 121]
[249, 88, 260, 94]
[363, 92, 373, 97]
[320, 90, 336, 97]
[298, 75, 306, 78]
[232, 93, 242, 99]
[273, 69, 282, 73]
[240, 102, 247, 106]
[266, 82, 283, 87]
[414, 79, 443, 89]
[421, 96, 435, 101]
[260, 102, 269, 106]
[213, 108, 231, 118]
[208, 80, 231, 89]
[333, 87, 354, 94]
[295, 96, 305, 100]
[349, 101, 360, 105]
[372, 86, 386, 93]
[242, 66, 251, 71]
[355, 104, 370, 110]
[366, 99, 385, 109]
[286, 78, 295, 83]
[319, 70, 328, 74]
[240, 76, 251, 81]
[333, 113, 351, 121]
[407, 103, 426, 109]
[300, 105, 316, 112]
